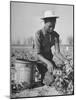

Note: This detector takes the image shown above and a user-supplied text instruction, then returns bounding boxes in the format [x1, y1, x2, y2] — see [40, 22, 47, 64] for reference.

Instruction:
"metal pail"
[14, 60, 34, 88]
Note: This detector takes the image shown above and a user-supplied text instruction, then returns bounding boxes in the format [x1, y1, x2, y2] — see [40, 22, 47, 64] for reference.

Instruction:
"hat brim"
[41, 16, 59, 20]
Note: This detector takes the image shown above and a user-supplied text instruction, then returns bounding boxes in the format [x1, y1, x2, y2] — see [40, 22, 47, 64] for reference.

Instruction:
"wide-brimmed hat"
[41, 10, 59, 20]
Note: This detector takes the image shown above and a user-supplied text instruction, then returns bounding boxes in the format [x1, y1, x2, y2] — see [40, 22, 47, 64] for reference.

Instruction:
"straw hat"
[41, 10, 59, 20]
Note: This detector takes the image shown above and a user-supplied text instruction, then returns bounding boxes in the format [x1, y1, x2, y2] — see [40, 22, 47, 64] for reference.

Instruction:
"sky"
[11, 2, 73, 44]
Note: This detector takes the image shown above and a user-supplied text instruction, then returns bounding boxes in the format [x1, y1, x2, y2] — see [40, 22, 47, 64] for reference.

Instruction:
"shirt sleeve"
[54, 31, 60, 43]
[54, 32, 60, 52]
[35, 30, 41, 54]
[55, 31, 59, 38]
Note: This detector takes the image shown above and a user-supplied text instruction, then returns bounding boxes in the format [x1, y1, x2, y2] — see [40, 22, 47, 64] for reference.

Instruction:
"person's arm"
[37, 54, 53, 72]
[35, 31, 48, 63]
[54, 36, 68, 63]
[37, 54, 52, 65]
[35, 31, 53, 72]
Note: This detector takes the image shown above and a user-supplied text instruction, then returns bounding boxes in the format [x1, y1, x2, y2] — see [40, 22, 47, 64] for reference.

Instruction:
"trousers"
[36, 60, 57, 83]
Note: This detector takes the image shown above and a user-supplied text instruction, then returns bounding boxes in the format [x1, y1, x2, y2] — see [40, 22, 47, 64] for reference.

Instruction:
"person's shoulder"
[35, 29, 43, 37]
[53, 31, 59, 38]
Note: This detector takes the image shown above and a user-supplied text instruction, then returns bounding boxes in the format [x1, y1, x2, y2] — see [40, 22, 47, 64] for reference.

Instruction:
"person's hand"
[64, 60, 70, 65]
[47, 61, 53, 72]
[64, 60, 71, 69]
[64, 60, 72, 74]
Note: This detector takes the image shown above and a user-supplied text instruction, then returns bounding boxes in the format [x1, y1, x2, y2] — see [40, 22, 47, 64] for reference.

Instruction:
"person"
[35, 10, 69, 85]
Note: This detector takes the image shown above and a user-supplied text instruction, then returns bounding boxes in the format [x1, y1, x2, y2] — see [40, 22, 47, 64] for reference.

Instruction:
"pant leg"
[36, 63, 48, 83]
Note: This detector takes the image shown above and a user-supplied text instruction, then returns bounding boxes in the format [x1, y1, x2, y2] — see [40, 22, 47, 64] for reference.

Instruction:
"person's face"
[44, 20, 56, 33]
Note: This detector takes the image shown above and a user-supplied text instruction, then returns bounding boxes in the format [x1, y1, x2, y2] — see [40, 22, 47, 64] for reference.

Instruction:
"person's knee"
[37, 63, 47, 74]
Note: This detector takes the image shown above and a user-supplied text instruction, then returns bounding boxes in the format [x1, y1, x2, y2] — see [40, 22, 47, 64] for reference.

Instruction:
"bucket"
[13, 60, 34, 88]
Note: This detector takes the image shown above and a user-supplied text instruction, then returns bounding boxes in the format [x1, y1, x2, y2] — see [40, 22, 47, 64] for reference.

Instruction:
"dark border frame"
[10, 1, 74, 99]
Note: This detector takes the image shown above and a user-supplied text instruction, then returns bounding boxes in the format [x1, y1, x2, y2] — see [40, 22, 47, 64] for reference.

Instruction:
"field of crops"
[10, 45, 74, 98]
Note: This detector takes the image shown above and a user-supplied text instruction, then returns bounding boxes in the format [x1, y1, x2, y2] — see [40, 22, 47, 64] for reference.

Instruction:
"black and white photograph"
[10, 1, 74, 98]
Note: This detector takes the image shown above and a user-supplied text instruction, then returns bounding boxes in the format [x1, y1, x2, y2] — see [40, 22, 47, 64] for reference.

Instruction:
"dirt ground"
[11, 85, 63, 98]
